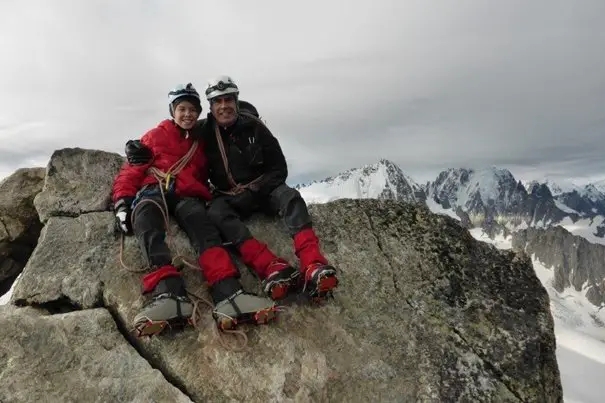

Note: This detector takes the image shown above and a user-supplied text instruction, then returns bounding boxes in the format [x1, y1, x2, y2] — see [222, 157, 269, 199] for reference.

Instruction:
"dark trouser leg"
[207, 193, 258, 246]
[173, 197, 223, 253]
[173, 197, 238, 285]
[268, 184, 313, 236]
[131, 193, 184, 295]
[208, 192, 285, 279]
[132, 195, 172, 269]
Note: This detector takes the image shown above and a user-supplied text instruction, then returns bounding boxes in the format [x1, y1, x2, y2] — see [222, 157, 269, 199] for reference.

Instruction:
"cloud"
[0, 0, 604, 186]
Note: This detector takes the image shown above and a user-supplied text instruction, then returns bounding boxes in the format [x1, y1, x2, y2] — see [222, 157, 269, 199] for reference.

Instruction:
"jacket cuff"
[114, 196, 134, 211]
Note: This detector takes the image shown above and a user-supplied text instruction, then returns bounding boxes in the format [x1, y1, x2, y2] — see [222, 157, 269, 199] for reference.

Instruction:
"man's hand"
[247, 182, 261, 192]
[125, 140, 152, 165]
[114, 197, 135, 235]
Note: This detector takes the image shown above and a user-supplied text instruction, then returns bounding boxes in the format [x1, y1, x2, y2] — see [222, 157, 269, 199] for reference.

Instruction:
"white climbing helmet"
[168, 83, 201, 105]
[167, 83, 202, 116]
[205, 75, 239, 101]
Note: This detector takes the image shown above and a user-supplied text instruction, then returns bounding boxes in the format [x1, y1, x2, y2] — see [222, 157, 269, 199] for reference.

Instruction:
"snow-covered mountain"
[554, 184, 605, 218]
[297, 159, 425, 204]
[298, 160, 604, 236]
[520, 180, 605, 248]
[523, 178, 581, 197]
[427, 167, 529, 227]
[426, 168, 605, 237]
[297, 159, 605, 303]
[591, 179, 605, 195]
[426, 167, 569, 230]
[429, 167, 521, 207]
[525, 179, 605, 218]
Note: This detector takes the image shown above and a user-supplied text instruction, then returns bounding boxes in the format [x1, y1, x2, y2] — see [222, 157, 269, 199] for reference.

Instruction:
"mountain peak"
[427, 166, 526, 220]
[527, 178, 605, 204]
[539, 178, 581, 196]
[297, 159, 424, 204]
[377, 158, 398, 167]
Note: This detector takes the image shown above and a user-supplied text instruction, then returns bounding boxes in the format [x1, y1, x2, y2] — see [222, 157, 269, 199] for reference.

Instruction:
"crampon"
[213, 305, 279, 331]
[262, 265, 299, 301]
[132, 315, 194, 338]
[304, 264, 339, 303]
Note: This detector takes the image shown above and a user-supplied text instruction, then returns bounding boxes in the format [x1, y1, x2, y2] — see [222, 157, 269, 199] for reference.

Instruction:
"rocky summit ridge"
[0, 148, 562, 402]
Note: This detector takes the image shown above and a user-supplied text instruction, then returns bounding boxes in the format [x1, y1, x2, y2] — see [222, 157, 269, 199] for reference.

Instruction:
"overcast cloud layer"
[1, 0, 604, 186]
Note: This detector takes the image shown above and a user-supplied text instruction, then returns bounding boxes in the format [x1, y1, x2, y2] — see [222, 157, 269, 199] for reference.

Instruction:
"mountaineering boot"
[261, 262, 300, 301]
[303, 263, 339, 301]
[133, 275, 194, 337]
[210, 276, 277, 330]
[292, 228, 338, 301]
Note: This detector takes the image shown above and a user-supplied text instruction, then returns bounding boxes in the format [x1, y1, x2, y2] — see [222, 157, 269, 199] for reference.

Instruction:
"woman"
[112, 83, 276, 336]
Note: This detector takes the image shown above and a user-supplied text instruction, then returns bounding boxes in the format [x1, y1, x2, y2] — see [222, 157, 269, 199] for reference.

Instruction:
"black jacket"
[200, 113, 288, 196]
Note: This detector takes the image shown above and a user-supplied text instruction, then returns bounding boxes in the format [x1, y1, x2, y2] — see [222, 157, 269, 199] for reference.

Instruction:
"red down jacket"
[112, 119, 212, 203]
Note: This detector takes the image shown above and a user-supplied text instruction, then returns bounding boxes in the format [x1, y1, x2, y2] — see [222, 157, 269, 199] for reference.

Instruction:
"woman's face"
[173, 100, 200, 130]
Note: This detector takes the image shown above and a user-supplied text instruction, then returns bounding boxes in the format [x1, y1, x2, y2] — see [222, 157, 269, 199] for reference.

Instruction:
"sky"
[0, 0, 604, 186]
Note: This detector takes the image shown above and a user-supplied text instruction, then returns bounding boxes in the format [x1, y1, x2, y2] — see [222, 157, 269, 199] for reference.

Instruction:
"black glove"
[125, 140, 152, 165]
[114, 197, 134, 235]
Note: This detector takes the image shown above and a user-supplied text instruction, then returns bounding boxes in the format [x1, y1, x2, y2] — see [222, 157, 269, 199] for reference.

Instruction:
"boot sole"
[216, 307, 277, 331]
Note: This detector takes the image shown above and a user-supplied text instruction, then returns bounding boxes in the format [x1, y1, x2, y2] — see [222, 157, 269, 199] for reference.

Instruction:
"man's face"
[211, 95, 238, 127]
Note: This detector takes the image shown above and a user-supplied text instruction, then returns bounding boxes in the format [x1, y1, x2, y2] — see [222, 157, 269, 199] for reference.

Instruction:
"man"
[113, 83, 277, 336]
[201, 76, 339, 302]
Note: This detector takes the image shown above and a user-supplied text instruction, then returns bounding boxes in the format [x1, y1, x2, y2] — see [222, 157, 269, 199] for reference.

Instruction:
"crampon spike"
[134, 319, 168, 338]
[254, 306, 278, 325]
[133, 317, 194, 338]
[215, 306, 279, 331]
[317, 275, 338, 294]
[268, 282, 290, 301]
[217, 317, 238, 331]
